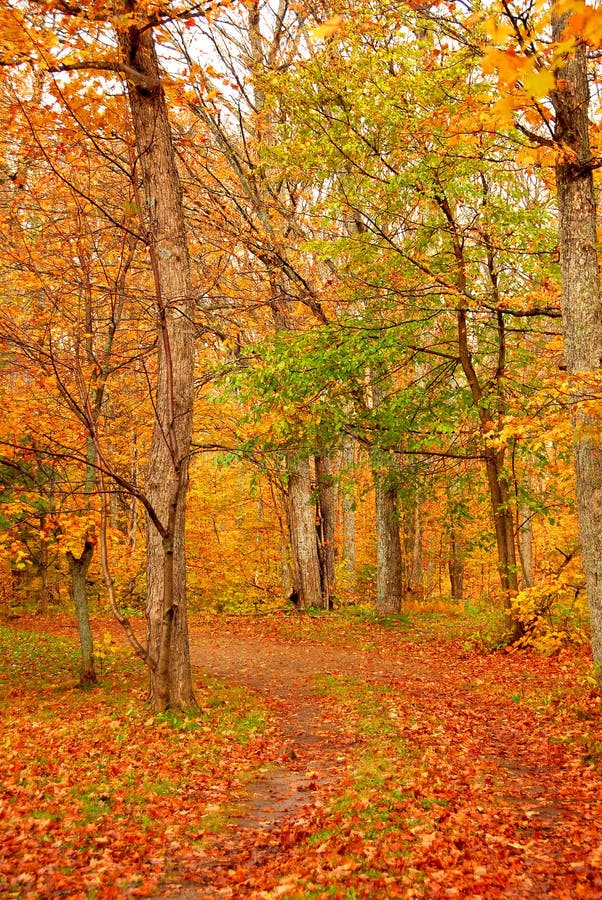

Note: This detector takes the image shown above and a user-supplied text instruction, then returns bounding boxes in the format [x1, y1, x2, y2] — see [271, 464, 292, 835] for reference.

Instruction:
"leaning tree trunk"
[374, 468, 404, 615]
[551, 28, 602, 676]
[287, 456, 323, 609]
[117, 12, 195, 711]
[67, 539, 96, 687]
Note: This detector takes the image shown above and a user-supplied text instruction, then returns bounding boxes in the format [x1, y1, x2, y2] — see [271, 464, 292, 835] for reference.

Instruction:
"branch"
[48, 60, 160, 90]
[515, 122, 555, 148]
[482, 302, 562, 319]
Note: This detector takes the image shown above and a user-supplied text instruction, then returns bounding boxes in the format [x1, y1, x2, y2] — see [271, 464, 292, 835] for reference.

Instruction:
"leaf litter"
[2, 612, 602, 898]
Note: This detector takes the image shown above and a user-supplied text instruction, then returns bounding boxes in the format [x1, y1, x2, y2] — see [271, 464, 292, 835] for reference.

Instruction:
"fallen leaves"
[3, 612, 602, 897]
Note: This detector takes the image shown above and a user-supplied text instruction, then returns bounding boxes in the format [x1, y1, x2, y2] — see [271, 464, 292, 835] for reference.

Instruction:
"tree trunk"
[315, 454, 336, 606]
[483, 449, 519, 597]
[519, 503, 534, 589]
[117, 12, 195, 711]
[67, 540, 96, 687]
[374, 470, 403, 615]
[404, 497, 423, 593]
[551, 27, 602, 675]
[448, 522, 465, 601]
[341, 436, 356, 574]
[287, 455, 323, 609]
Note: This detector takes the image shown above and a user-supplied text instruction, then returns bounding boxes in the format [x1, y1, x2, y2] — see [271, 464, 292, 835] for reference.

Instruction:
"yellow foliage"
[482, 15, 517, 44]
[310, 15, 344, 42]
[521, 66, 556, 100]
[481, 47, 522, 86]
[510, 580, 588, 654]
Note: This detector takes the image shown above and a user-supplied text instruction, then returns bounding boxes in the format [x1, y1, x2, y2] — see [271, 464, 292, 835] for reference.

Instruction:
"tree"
[259, 4, 561, 625]
[479, 0, 602, 669]
[0, 0, 200, 709]
[115, 4, 197, 711]
[178, 0, 336, 610]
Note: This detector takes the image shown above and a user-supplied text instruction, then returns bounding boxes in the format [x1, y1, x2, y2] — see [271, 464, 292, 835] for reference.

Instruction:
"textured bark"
[552, 29, 602, 674]
[315, 454, 336, 605]
[457, 303, 519, 623]
[404, 499, 423, 592]
[448, 523, 465, 601]
[374, 473, 403, 615]
[67, 540, 96, 687]
[483, 449, 519, 597]
[117, 13, 195, 711]
[287, 456, 323, 610]
[438, 182, 520, 624]
[340, 436, 356, 574]
[519, 504, 535, 590]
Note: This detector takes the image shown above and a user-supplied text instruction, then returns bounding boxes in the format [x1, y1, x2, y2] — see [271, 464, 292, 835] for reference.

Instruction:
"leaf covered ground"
[2, 606, 602, 898]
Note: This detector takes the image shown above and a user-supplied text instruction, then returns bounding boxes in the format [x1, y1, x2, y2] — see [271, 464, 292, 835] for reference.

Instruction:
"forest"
[2, 0, 602, 896]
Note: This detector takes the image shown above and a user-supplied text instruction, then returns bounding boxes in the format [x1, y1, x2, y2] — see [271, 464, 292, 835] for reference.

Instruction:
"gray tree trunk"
[374, 471, 403, 615]
[340, 437, 356, 574]
[67, 540, 96, 687]
[117, 12, 195, 711]
[551, 27, 602, 675]
[287, 456, 323, 609]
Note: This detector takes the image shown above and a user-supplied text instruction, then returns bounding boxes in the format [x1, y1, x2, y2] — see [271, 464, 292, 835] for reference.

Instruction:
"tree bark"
[404, 497, 423, 593]
[287, 455, 323, 609]
[483, 448, 519, 596]
[519, 503, 535, 589]
[67, 540, 97, 687]
[374, 470, 403, 615]
[315, 454, 336, 606]
[448, 521, 465, 601]
[117, 11, 195, 711]
[456, 302, 520, 630]
[341, 436, 356, 574]
[551, 28, 602, 675]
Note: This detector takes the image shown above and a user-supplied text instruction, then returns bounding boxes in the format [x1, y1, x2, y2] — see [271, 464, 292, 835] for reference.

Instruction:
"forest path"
[168, 615, 602, 898]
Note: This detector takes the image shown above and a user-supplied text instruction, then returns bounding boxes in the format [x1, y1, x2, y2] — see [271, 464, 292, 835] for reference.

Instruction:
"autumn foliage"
[2, 0, 602, 894]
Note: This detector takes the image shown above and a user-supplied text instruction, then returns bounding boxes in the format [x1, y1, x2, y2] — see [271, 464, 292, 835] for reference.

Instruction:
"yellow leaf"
[310, 14, 344, 41]
[491, 93, 519, 126]
[521, 67, 556, 99]
[482, 15, 516, 44]
[516, 147, 540, 167]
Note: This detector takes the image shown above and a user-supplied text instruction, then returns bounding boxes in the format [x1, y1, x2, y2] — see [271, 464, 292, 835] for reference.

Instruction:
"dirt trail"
[173, 623, 602, 898]
[187, 633, 369, 827]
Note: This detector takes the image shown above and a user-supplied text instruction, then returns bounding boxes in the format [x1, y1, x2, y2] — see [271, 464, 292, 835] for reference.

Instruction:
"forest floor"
[2, 607, 602, 898]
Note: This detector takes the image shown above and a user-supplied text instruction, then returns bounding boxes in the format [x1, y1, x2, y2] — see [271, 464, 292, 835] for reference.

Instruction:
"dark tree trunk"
[483, 449, 519, 597]
[448, 523, 465, 601]
[67, 540, 97, 687]
[519, 503, 534, 590]
[315, 454, 336, 606]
